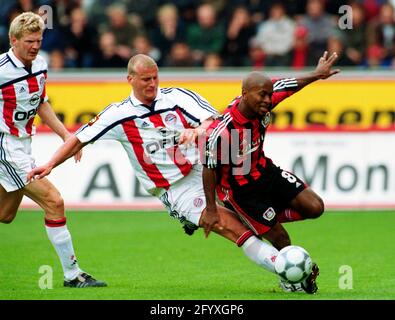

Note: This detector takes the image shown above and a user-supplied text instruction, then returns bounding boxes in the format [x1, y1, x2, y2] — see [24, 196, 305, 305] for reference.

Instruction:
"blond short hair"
[9, 12, 45, 42]
[127, 54, 157, 75]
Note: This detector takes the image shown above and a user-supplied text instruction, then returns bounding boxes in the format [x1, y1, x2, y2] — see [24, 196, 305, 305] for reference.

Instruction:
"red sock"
[277, 209, 304, 223]
[45, 217, 66, 227]
[236, 230, 254, 247]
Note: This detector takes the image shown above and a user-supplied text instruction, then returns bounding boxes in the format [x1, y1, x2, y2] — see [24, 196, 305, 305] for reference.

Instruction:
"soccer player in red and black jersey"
[202, 51, 340, 293]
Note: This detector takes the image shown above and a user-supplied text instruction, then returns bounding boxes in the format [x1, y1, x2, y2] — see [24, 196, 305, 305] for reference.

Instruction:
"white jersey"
[76, 87, 218, 196]
[0, 48, 48, 137]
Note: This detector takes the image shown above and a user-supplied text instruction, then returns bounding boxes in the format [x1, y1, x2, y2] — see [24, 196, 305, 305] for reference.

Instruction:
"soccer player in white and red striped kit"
[0, 12, 106, 288]
[28, 54, 283, 280]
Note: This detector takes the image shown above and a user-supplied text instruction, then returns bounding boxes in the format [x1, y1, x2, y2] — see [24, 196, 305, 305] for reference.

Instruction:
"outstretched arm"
[295, 51, 340, 90]
[271, 51, 340, 108]
[27, 135, 86, 181]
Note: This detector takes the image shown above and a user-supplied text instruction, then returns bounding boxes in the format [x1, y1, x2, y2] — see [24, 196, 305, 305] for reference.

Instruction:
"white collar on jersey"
[129, 87, 163, 108]
[7, 48, 28, 68]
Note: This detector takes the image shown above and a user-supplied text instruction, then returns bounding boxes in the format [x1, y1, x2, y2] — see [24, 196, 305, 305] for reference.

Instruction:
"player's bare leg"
[23, 178, 65, 220]
[23, 178, 106, 287]
[277, 188, 324, 223]
[261, 222, 291, 250]
[200, 206, 279, 274]
[0, 185, 24, 224]
[290, 188, 324, 219]
[279, 189, 322, 294]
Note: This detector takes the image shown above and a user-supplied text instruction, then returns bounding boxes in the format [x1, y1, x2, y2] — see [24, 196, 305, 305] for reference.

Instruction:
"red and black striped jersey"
[0, 49, 48, 137]
[203, 78, 298, 201]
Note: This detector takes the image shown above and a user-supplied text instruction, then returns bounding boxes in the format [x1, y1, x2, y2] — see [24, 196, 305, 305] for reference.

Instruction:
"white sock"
[45, 224, 82, 280]
[241, 236, 278, 274]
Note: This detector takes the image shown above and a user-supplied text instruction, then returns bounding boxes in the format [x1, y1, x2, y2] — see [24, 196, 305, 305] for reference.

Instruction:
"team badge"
[88, 115, 100, 126]
[165, 113, 177, 125]
[193, 198, 203, 208]
[261, 112, 272, 128]
[262, 207, 276, 221]
[29, 94, 40, 106]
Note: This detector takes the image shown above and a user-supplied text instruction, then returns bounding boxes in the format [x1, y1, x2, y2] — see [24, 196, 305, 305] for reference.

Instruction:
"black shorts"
[223, 161, 306, 235]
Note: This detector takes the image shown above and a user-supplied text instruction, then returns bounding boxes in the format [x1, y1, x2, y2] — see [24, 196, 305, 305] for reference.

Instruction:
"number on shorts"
[281, 170, 297, 183]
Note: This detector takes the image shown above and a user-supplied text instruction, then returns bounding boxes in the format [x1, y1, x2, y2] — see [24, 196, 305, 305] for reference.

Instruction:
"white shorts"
[159, 165, 206, 226]
[0, 132, 35, 192]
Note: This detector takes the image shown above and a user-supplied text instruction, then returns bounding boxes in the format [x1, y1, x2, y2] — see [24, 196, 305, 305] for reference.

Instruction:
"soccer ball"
[274, 245, 313, 284]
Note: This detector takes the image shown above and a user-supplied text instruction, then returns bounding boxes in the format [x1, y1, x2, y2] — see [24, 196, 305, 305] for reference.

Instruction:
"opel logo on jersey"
[29, 94, 40, 106]
[14, 107, 38, 121]
[261, 112, 272, 128]
[165, 113, 177, 125]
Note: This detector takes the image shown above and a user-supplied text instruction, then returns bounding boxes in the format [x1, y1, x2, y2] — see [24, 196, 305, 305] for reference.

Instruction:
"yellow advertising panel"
[44, 80, 395, 129]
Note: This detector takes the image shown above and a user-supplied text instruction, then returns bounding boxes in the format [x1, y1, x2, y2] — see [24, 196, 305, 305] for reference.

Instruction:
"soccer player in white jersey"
[28, 54, 286, 280]
[0, 12, 106, 288]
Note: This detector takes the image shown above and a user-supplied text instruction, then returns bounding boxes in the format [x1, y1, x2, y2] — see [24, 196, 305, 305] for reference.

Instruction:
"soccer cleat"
[301, 262, 320, 294]
[279, 279, 304, 292]
[279, 263, 320, 294]
[64, 272, 107, 288]
[182, 222, 198, 236]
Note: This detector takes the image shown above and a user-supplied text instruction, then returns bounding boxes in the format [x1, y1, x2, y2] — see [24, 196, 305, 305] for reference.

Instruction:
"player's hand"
[201, 207, 222, 238]
[314, 51, 341, 79]
[73, 149, 82, 162]
[178, 128, 204, 147]
[27, 165, 53, 182]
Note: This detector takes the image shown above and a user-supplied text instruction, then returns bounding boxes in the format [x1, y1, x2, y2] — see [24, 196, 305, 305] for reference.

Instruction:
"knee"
[310, 196, 325, 218]
[0, 214, 16, 224]
[45, 193, 65, 215]
[303, 196, 325, 219]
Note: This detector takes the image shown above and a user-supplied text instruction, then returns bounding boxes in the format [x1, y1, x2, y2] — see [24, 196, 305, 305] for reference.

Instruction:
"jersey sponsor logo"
[88, 115, 100, 126]
[141, 121, 150, 128]
[237, 137, 260, 158]
[19, 86, 26, 94]
[165, 113, 177, 125]
[262, 207, 276, 221]
[29, 94, 40, 106]
[145, 136, 178, 154]
[14, 107, 38, 121]
[193, 197, 203, 208]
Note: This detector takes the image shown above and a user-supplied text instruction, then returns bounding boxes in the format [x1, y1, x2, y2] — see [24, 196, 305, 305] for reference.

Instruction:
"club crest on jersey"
[262, 207, 276, 221]
[193, 197, 203, 208]
[165, 113, 177, 125]
[261, 112, 272, 128]
[29, 94, 40, 106]
[88, 115, 100, 126]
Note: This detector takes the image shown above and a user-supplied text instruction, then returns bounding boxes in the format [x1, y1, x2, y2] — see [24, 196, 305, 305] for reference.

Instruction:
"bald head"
[238, 71, 273, 119]
[128, 54, 158, 75]
[242, 71, 271, 91]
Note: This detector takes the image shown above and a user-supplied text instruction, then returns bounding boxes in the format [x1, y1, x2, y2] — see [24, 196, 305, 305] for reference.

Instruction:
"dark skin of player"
[202, 51, 340, 248]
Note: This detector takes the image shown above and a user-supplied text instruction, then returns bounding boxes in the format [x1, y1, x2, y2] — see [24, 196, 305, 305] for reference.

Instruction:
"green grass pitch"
[0, 210, 394, 300]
